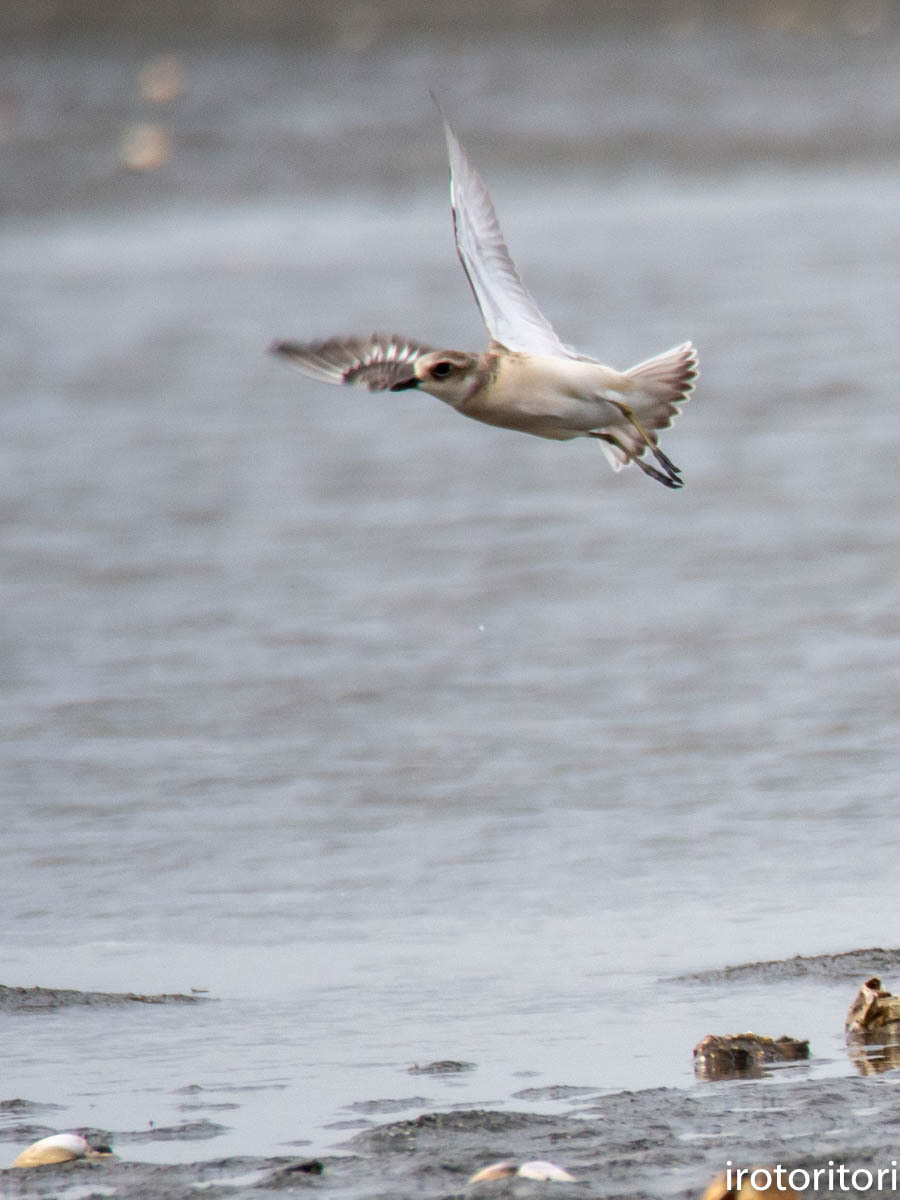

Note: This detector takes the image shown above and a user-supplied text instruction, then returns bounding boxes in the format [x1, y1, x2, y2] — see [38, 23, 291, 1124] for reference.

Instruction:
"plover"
[271, 109, 697, 489]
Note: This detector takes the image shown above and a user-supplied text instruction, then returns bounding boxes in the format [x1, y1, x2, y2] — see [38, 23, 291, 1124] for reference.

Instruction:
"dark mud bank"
[1, 1074, 897, 1200]
[4, 952, 899, 1197]
[0, 983, 208, 1013]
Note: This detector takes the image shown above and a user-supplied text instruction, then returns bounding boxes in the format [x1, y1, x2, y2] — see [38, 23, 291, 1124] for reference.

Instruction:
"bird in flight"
[270, 110, 697, 489]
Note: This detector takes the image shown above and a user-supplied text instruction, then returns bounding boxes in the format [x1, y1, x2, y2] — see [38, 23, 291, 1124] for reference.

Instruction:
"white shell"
[12, 1133, 90, 1167]
[469, 1160, 518, 1183]
[468, 1157, 576, 1184]
[517, 1160, 577, 1182]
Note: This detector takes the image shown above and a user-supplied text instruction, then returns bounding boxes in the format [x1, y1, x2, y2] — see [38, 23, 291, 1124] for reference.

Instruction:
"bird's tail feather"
[625, 341, 698, 421]
[593, 342, 697, 484]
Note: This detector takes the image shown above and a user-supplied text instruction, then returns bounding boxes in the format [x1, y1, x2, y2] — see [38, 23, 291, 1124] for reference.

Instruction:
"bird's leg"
[607, 400, 682, 479]
[588, 432, 683, 489]
[632, 456, 683, 489]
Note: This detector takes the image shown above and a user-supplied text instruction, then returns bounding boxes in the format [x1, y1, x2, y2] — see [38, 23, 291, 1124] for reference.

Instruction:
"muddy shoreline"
[0, 1075, 895, 1199]
[0, 984, 207, 1013]
[2, 953, 899, 1198]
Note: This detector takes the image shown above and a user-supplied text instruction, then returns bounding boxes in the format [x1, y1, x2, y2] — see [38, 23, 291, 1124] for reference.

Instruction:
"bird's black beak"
[390, 376, 419, 391]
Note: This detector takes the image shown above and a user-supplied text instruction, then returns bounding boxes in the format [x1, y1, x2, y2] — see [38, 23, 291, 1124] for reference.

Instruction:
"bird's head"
[390, 350, 480, 408]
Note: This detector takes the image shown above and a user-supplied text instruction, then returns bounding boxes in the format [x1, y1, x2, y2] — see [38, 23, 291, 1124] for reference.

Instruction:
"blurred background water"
[2, 0, 900, 1166]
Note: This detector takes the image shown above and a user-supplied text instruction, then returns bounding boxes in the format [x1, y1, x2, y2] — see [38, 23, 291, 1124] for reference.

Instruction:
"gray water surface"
[2, 12, 900, 1166]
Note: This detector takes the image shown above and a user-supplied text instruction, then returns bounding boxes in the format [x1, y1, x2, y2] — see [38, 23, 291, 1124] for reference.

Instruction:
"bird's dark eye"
[430, 361, 453, 378]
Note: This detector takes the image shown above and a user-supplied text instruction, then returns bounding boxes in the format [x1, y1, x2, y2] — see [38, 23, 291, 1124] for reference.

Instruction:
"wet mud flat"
[0, 1075, 896, 1200]
[0, 984, 206, 1013]
[4, 953, 900, 1200]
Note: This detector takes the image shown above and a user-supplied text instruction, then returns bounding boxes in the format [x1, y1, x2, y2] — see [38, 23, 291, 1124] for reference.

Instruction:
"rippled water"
[2, 11, 900, 1165]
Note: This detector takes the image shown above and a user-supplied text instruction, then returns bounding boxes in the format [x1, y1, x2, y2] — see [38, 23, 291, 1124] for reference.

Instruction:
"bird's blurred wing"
[270, 333, 436, 391]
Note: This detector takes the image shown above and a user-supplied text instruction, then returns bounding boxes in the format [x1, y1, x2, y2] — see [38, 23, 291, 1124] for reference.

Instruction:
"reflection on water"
[1, 8, 900, 1164]
[848, 1037, 900, 1077]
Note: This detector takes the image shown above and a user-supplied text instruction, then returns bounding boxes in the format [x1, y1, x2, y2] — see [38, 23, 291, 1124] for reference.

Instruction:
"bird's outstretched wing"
[269, 334, 437, 391]
[439, 109, 575, 359]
